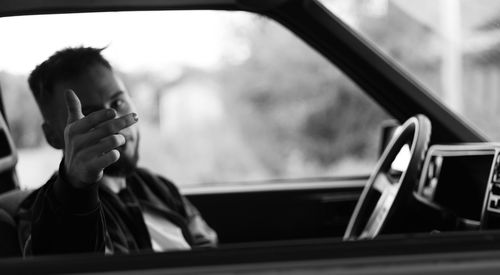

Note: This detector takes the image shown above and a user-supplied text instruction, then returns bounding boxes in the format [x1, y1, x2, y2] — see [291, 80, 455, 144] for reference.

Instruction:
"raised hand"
[63, 89, 138, 188]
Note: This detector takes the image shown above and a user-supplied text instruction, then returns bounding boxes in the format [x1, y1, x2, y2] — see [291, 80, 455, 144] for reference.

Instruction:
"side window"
[0, 11, 390, 189]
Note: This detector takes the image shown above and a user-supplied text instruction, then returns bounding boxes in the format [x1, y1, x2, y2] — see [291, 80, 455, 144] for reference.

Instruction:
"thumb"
[65, 89, 84, 124]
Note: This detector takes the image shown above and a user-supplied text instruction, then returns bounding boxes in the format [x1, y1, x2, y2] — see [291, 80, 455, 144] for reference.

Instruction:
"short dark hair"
[28, 46, 112, 119]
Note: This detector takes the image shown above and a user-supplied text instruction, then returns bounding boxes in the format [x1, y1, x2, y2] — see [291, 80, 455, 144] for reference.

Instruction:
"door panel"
[185, 178, 366, 244]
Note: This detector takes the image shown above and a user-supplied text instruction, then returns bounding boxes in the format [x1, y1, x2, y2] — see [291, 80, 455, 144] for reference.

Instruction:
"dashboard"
[416, 143, 500, 230]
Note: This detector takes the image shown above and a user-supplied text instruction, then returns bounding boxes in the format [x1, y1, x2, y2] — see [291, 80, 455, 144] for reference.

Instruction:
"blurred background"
[324, 0, 500, 139]
[2, 0, 496, 190]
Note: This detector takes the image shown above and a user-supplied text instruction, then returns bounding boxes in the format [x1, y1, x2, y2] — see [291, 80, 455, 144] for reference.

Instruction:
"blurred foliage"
[356, 2, 443, 96]
[215, 16, 389, 174]
[0, 72, 45, 149]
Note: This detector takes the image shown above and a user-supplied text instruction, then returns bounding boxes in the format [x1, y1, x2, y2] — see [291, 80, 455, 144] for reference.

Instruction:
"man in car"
[18, 46, 217, 255]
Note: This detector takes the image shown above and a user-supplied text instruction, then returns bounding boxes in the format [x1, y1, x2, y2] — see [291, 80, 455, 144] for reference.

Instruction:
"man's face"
[47, 64, 140, 176]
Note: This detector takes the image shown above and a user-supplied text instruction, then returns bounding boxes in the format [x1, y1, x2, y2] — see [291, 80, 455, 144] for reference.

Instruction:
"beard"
[104, 134, 140, 177]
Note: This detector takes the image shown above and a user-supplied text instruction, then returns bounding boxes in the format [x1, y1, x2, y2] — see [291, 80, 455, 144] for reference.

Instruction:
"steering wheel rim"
[343, 115, 431, 241]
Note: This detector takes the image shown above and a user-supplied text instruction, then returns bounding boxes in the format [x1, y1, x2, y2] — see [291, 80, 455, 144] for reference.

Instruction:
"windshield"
[319, 0, 500, 141]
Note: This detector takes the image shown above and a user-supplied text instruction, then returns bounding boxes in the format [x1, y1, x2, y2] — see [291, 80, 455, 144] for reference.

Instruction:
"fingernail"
[132, 113, 138, 122]
[119, 134, 126, 144]
[107, 109, 116, 118]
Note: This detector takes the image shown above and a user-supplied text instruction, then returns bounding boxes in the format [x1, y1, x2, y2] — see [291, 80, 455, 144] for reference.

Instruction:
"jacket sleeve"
[182, 197, 218, 248]
[27, 163, 106, 255]
[154, 173, 218, 247]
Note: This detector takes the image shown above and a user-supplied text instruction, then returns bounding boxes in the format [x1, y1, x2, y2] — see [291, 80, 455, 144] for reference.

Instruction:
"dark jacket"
[18, 167, 217, 255]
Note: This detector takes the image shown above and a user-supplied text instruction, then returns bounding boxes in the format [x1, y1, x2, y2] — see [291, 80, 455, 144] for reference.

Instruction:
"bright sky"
[0, 10, 251, 74]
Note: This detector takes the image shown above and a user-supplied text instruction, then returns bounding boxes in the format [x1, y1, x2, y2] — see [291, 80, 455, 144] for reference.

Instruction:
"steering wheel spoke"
[372, 173, 395, 194]
[360, 188, 397, 239]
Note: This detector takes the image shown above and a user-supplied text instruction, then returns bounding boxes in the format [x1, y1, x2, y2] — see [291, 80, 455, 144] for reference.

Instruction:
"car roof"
[0, 0, 238, 17]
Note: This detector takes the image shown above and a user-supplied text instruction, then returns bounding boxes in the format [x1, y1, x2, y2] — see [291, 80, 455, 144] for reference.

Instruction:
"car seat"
[0, 85, 18, 194]
[0, 208, 21, 257]
[0, 83, 27, 256]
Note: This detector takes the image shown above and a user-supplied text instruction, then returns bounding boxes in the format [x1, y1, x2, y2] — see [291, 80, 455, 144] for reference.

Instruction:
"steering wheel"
[344, 115, 431, 240]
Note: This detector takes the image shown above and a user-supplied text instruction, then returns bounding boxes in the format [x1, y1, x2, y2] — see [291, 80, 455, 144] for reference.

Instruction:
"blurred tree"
[215, 16, 389, 175]
[0, 71, 45, 149]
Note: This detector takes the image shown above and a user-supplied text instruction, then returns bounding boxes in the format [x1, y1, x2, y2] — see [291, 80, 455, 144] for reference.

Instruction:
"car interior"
[0, 96, 497, 255]
[2, 0, 500, 274]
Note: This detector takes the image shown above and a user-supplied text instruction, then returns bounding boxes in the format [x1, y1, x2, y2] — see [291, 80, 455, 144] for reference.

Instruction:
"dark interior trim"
[182, 177, 366, 195]
[0, 0, 236, 17]
[3, 231, 500, 274]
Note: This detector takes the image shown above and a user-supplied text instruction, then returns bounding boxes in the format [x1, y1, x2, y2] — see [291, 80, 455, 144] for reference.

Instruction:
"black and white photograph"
[1, 0, 500, 274]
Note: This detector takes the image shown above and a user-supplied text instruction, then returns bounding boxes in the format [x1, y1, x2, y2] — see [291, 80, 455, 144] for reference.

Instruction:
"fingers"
[70, 135, 123, 184]
[90, 149, 121, 172]
[65, 89, 84, 124]
[82, 134, 126, 157]
[68, 108, 117, 135]
[77, 113, 138, 146]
